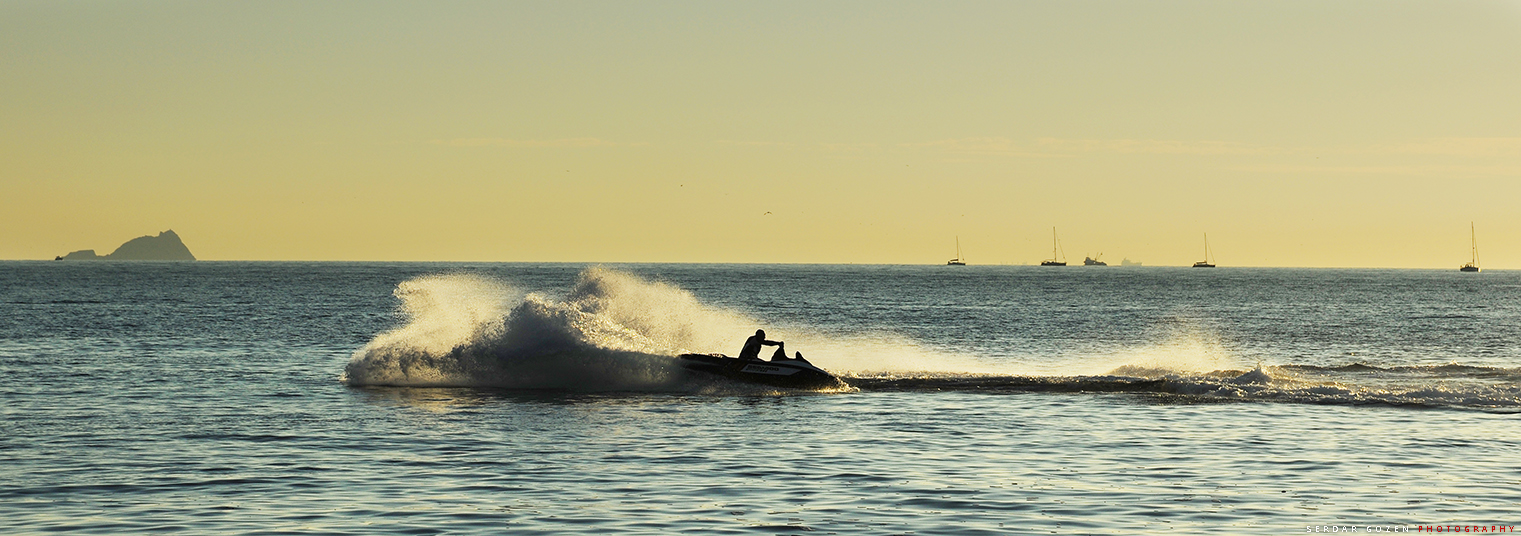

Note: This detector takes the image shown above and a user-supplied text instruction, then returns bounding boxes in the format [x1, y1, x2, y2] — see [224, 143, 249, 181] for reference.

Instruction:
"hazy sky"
[4, 1, 1519, 266]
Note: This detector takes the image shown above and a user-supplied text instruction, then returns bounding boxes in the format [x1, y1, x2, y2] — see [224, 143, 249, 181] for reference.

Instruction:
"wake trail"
[343, 267, 1521, 408]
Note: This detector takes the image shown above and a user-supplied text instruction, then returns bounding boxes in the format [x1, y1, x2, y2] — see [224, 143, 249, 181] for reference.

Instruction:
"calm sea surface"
[3, 262, 1518, 534]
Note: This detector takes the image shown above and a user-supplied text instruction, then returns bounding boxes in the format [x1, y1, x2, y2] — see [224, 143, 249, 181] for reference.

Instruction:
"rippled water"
[3, 262, 1518, 534]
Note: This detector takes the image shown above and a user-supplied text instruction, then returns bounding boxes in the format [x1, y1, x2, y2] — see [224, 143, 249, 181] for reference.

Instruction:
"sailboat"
[947, 236, 967, 266]
[1041, 228, 1067, 266]
[1192, 233, 1216, 268]
[1460, 223, 1480, 272]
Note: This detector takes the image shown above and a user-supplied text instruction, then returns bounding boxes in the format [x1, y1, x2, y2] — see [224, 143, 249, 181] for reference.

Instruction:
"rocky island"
[57, 230, 197, 261]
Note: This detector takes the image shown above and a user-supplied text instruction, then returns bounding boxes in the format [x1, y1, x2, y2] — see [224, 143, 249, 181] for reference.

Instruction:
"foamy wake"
[1074, 335, 1521, 409]
[850, 364, 1521, 410]
[1140, 364, 1521, 409]
[347, 268, 727, 389]
[344, 267, 1520, 408]
[344, 267, 979, 390]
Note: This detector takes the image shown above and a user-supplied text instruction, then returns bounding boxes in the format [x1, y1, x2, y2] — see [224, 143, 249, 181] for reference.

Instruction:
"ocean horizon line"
[4, 259, 1503, 271]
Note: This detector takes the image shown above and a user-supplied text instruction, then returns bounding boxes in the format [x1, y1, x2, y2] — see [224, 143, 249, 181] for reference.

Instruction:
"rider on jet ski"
[739, 329, 813, 363]
[738, 329, 782, 360]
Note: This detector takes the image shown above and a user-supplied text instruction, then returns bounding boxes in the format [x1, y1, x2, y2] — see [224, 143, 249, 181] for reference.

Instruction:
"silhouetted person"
[738, 329, 782, 360]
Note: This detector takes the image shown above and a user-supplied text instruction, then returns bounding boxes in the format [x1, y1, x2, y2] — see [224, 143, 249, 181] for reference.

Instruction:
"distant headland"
[56, 230, 197, 261]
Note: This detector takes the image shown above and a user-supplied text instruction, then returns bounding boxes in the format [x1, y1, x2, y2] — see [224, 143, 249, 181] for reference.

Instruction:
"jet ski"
[678, 353, 848, 390]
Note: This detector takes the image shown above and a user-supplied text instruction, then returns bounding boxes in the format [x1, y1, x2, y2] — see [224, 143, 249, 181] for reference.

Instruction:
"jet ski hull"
[678, 353, 847, 390]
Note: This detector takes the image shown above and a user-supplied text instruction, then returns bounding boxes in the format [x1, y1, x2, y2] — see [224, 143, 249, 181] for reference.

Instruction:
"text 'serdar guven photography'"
[4, 2, 1520, 535]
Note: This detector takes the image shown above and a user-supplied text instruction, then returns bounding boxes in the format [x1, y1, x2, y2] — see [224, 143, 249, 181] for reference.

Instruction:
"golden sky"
[4, 1, 1519, 266]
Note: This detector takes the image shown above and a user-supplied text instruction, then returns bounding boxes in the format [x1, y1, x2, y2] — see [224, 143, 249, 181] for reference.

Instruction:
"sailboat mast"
[1472, 223, 1479, 266]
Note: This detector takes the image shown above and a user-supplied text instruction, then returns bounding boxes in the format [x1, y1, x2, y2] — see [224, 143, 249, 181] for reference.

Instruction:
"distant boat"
[1460, 223, 1480, 272]
[1192, 233, 1216, 268]
[947, 236, 967, 266]
[1121, 258, 1142, 267]
[1083, 253, 1107, 266]
[1041, 228, 1067, 266]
